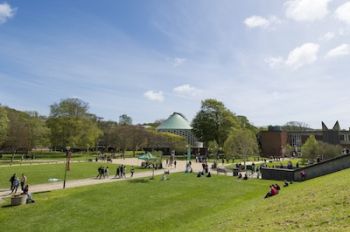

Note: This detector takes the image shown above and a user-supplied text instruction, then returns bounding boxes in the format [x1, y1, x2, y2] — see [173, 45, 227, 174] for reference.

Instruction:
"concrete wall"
[261, 154, 350, 181]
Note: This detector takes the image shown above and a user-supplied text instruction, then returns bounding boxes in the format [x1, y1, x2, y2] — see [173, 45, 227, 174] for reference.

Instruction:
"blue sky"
[1, 0, 350, 128]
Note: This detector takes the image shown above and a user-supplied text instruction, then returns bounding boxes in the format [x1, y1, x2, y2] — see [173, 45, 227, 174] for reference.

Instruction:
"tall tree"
[192, 99, 238, 147]
[282, 121, 311, 131]
[301, 135, 319, 161]
[0, 106, 9, 145]
[223, 128, 259, 167]
[47, 98, 102, 149]
[119, 114, 133, 125]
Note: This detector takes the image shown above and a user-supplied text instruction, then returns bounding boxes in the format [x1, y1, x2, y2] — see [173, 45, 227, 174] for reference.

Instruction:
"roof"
[157, 112, 192, 130]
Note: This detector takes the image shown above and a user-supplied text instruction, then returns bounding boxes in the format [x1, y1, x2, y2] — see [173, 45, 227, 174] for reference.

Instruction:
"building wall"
[259, 131, 288, 157]
[261, 154, 350, 181]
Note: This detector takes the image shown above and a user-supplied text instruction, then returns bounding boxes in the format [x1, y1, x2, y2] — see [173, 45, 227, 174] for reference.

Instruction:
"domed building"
[156, 112, 199, 147]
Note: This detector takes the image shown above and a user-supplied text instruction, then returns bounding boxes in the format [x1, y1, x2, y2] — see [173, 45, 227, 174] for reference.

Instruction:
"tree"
[0, 106, 9, 145]
[192, 99, 239, 147]
[317, 142, 342, 160]
[223, 129, 258, 168]
[47, 98, 102, 150]
[119, 114, 132, 125]
[282, 121, 311, 131]
[301, 135, 319, 161]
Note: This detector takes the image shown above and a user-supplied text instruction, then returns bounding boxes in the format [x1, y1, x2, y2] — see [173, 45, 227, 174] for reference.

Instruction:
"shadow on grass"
[127, 178, 150, 184]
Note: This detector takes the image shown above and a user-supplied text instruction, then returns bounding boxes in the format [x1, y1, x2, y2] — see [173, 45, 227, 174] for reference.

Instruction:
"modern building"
[259, 121, 350, 157]
[156, 112, 200, 147]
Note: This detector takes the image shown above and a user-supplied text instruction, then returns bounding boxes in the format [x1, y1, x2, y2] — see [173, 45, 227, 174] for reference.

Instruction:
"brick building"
[259, 121, 350, 157]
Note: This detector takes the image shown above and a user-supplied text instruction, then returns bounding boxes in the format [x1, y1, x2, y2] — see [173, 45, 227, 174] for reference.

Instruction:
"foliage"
[317, 142, 342, 160]
[192, 99, 239, 147]
[0, 106, 9, 145]
[301, 135, 319, 161]
[47, 98, 102, 149]
[119, 114, 132, 125]
[282, 121, 311, 131]
[223, 128, 259, 163]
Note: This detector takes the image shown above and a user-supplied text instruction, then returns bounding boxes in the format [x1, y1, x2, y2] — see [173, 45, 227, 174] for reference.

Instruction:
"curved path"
[0, 159, 208, 199]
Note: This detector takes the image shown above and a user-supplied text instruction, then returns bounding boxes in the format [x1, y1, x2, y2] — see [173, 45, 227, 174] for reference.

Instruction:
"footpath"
[0, 159, 205, 199]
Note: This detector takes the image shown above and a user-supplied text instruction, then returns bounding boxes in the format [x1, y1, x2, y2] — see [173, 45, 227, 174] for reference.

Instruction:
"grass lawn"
[0, 162, 144, 189]
[2, 169, 350, 231]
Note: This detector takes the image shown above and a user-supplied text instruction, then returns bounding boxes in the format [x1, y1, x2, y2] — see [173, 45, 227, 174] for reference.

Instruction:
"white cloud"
[173, 84, 201, 97]
[144, 90, 164, 102]
[320, 32, 335, 41]
[325, 44, 350, 58]
[244, 16, 269, 28]
[264, 56, 284, 68]
[172, 57, 186, 67]
[285, 0, 332, 22]
[335, 1, 350, 24]
[244, 15, 281, 29]
[0, 2, 15, 24]
[285, 43, 320, 69]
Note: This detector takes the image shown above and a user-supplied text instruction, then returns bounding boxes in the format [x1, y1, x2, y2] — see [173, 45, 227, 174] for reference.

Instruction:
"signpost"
[63, 147, 71, 189]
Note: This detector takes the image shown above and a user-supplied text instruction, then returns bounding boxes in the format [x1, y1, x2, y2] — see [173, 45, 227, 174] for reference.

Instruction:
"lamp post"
[63, 146, 71, 189]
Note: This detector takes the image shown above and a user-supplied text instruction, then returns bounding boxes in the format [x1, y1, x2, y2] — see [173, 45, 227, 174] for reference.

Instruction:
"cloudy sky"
[1, 0, 350, 128]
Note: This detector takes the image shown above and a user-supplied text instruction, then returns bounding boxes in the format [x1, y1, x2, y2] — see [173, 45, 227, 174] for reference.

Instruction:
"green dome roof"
[157, 112, 192, 130]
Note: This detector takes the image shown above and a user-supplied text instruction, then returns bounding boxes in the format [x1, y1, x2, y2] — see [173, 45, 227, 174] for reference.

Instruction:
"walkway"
[0, 159, 206, 199]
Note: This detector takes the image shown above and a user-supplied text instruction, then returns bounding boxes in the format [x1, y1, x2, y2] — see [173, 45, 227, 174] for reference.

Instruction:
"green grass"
[0, 162, 144, 189]
[2, 169, 350, 231]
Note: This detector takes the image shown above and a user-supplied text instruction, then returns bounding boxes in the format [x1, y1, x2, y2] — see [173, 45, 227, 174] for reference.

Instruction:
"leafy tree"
[47, 98, 102, 150]
[0, 106, 9, 145]
[2, 108, 32, 153]
[192, 99, 238, 147]
[282, 121, 311, 131]
[317, 142, 342, 160]
[301, 135, 319, 161]
[119, 114, 132, 125]
[223, 128, 259, 168]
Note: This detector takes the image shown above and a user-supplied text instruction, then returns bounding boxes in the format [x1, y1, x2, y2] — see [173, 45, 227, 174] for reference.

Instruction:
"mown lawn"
[1, 169, 350, 231]
[0, 162, 144, 189]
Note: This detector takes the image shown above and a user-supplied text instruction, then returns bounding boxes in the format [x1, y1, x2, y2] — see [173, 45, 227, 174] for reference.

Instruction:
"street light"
[63, 146, 71, 189]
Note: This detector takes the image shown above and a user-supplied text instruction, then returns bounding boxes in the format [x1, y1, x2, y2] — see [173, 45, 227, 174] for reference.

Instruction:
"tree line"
[0, 98, 186, 155]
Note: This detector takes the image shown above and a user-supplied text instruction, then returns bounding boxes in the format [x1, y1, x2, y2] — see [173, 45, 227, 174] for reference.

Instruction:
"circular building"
[156, 112, 199, 146]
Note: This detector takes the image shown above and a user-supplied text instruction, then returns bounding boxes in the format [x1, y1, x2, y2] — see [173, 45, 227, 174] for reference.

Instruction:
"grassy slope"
[1, 170, 350, 231]
[0, 162, 143, 189]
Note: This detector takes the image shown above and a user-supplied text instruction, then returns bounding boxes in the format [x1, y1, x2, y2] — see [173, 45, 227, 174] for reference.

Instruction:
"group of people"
[165, 159, 177, 168]
[9, 173, 34, 203]
[264, 184, 281, 198]
[197, 162, 211, 177]
[96, 166, 109, 179]
[115, 165, 135, 178]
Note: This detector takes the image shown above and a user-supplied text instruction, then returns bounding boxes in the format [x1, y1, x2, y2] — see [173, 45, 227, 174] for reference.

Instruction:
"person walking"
[174, 160, 177, 169]
[9, 173, 16, 193]
[20, 173, 27, 191]
[131, 166, 135, 177]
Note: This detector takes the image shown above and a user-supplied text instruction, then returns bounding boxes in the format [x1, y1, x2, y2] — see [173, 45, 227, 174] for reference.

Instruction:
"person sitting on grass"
[238, 173, 242, 179]
[22, 184, 35, 203]
[283, 180, 289, 187]
[207, 172, 211, 178]
[197, 172, 202, 178]
[243, 173, 248, 180]
[264, 185, 278, 199]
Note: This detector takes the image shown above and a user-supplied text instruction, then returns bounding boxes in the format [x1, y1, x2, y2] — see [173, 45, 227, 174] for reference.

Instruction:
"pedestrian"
[105, 166, 109, 178]
[12, 176, 19, 194]
[123, 165, 126, 178]
[20, 173, 27, 191]
[131, 166, 135, 177]
[9, 173, 16, 193]
[116, 166, 120, 178]
[174, 160, 177, 169]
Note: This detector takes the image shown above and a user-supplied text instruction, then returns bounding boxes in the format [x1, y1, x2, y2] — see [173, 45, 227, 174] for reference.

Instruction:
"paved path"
[0, 159, 207, 199]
